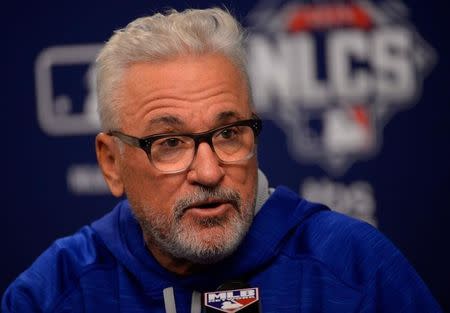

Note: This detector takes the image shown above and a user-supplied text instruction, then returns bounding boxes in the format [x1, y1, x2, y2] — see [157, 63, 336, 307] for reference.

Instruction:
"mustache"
[173, 187, 242, 220]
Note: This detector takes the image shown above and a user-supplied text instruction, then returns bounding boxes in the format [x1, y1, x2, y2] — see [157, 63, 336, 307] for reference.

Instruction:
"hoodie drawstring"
[190, 291, 201, 313]
[163, 287, 202, 313]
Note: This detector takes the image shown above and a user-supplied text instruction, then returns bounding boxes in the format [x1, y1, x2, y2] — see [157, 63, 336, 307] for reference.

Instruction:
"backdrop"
[3, 0, 449, 310]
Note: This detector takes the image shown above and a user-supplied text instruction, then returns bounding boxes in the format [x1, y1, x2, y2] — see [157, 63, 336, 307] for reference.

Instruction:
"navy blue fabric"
[2, 187, 442, 312]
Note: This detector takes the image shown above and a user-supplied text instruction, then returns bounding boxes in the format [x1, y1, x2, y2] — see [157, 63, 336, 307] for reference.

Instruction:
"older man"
[2, 8, 442, 313]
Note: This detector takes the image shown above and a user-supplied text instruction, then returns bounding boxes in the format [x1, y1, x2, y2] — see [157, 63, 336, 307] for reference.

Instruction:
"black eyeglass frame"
[107, 114, 262, 172]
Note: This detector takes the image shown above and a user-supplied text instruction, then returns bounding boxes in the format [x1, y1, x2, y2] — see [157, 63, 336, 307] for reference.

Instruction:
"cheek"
[225, 160, 258, 201]
[120, 157, 185, 210]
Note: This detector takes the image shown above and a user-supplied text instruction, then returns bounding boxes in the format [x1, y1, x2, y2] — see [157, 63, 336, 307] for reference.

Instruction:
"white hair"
[96, 7, 249, 131]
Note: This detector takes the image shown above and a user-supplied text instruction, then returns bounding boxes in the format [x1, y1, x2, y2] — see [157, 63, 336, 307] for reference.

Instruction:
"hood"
[91, 186, 328, 296]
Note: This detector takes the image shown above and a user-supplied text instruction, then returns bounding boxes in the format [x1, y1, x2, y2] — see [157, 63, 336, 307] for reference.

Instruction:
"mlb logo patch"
[204, 287, 259, 313]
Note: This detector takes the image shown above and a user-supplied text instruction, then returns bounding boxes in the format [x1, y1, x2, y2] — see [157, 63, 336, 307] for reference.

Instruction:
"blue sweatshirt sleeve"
[356, 228, 443, 312]
[297, 210, 443, 312]
[2, 283, 42, 313]
[1, 226, 101, 313]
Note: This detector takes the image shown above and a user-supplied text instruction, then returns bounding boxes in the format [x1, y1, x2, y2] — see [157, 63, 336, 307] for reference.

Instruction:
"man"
[2, 8, 442, 313]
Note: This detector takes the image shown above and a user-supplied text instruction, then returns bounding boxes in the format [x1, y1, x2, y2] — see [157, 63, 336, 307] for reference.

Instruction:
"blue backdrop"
[3, 0, 449, 310]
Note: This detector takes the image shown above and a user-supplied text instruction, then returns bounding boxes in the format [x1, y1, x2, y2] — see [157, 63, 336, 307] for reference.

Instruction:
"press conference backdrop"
[3, 0, 449, 310]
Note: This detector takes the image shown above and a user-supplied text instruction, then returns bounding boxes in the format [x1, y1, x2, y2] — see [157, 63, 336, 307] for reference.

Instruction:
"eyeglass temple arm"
[108, 131, 142, 148]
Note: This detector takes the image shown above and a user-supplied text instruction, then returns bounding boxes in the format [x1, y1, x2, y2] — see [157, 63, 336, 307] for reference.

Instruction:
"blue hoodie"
[2, 186, 442, 312]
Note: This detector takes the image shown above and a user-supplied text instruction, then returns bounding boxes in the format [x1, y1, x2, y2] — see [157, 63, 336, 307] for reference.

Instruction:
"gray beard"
[132, 186, 255, 264]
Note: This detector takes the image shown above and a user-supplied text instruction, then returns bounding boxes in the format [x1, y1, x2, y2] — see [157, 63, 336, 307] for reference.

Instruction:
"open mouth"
[184, 200, 231, 217]
[192, 201, 224, 209]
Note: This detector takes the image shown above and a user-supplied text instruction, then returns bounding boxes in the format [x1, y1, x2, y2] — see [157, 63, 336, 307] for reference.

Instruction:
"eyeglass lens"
[150, 125, 256, 172]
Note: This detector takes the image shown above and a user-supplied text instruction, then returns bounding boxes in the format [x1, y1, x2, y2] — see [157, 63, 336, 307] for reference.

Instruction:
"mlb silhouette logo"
[35, 44, 103, 136]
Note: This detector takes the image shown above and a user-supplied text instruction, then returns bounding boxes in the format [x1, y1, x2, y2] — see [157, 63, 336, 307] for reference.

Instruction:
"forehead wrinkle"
[180, 80, 239, 101]
[146, 79, 241, 103]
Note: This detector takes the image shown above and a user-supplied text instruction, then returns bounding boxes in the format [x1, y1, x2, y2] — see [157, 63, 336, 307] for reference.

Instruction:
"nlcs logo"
[246, 0, 437, 175]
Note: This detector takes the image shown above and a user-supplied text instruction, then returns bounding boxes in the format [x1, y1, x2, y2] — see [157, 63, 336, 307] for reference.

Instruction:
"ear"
[96, 132, 124, 197]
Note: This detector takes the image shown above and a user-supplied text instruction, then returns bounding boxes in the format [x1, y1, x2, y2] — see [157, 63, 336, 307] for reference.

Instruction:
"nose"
[186, 142, 224, 187]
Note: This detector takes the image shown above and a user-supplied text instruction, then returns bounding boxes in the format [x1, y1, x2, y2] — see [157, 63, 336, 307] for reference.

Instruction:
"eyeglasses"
[108, 115, 262, 173]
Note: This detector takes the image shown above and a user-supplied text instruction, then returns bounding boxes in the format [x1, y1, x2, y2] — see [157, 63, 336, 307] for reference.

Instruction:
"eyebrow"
[145, 111, 244, 134]
[147, 115, 185, 131]
[215, 111, 243, 123]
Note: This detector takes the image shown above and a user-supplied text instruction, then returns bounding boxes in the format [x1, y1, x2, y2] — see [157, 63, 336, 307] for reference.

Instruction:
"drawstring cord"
[163, 288, 177, 313]
[190, 291, 201, 313]
[163, 287, 202, 313]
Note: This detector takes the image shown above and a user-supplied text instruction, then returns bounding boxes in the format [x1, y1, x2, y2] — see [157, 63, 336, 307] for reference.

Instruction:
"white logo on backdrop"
[246, 0, 437, 175]
[35, 44, 102, 136]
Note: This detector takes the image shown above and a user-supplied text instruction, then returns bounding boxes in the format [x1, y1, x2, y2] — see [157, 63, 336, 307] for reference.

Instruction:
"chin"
[170, 216, 250, 264]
